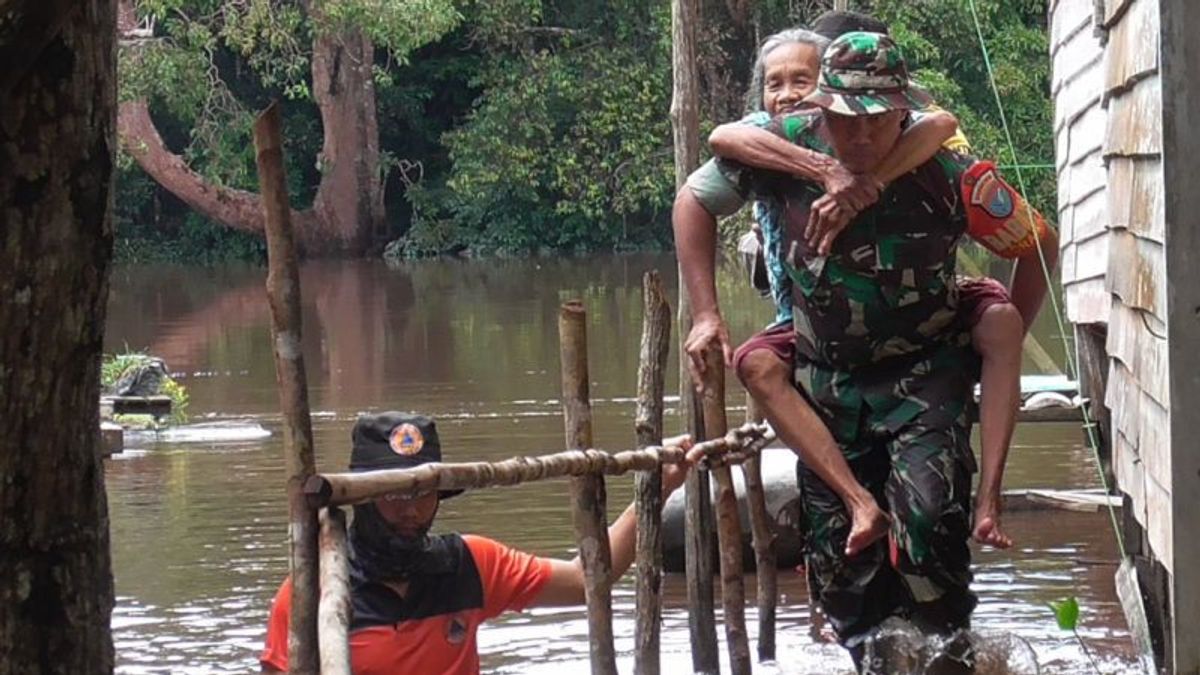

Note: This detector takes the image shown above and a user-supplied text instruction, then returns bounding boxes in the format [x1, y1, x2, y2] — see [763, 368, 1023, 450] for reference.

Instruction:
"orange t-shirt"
[260, 534, 553, 675]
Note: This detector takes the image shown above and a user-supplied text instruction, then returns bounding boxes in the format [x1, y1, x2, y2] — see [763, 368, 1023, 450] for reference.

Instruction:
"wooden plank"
[1104, 0, 1159, 96]
[1104, 75, 1163, 157]
[1138, 393, 1171, 491]
[1108, 156, 1165, 242]
[1060, 239, 1077, 283]
[1073, 229, 1110, 281]
[1143, 473, 1173, 575]
[1104, 0, 1135, 26]
[1113, 428, 1146, 527]
[1161, 0, 1200, 665]
[1068, 156, 1107, 209]
[1135, 323, 1169, 407]
[1055, 123, 1072, 176]
[102, 395, 172, 417]
[1106, 358, 1142, 443]
[1069, 182, 1107, 241]
[99, 422, 123, 459]
[1106, 231, 1166, 321]
[1115, 559, 1158, 673]
[1055, 60, 1104, 133]
[1051, 0, 1097, 57]
[1067, 106, 1106, 170]
[1065, 279, 1111, 325]
[1106, 300, 1139, 370]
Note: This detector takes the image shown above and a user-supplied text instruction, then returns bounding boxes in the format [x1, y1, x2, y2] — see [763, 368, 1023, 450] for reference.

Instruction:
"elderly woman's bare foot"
[972, 498, 1013, 548]
[845, 499, 889, 556]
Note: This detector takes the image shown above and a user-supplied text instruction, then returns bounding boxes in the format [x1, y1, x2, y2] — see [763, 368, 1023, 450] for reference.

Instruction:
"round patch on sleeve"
[389, 423, 424, 456]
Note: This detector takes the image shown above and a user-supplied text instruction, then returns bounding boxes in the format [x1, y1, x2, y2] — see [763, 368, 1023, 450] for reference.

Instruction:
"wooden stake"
[318, 507, 351, 675]
[743, 395, 777, 662]
[635, 272, 672, 675]
[559, 301, 617, 675]
[701, 348, 751, 675]
[670, 0, 718, 668]
[253, 102, 319, 674]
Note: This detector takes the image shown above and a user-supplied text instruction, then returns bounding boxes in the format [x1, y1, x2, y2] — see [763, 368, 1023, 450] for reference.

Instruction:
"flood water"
[103, 254, 1139, 673]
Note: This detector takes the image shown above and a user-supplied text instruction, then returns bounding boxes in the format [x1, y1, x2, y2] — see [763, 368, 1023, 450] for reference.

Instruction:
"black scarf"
[348, 504, 459, 583]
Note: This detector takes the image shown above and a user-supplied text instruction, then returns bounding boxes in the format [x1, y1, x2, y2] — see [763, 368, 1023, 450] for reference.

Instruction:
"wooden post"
[558, 301, 617, 675]
[253, 102, 320, 674]
[742, 395, 777, 662]
[318, 507, 351, 675]
[671, 0, 719, 669]
[833, 0, 850, 11]
[1074, 323, 1113, 490]
[635, 272, 672, 675]
[701, 349, 751, 675]
[1160, 1, 1200, 669]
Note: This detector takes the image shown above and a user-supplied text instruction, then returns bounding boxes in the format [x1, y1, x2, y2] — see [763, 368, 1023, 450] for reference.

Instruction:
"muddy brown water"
[104, 254, 1139, 673]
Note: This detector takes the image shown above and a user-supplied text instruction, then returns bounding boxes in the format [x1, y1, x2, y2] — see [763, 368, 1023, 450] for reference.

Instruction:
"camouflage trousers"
[794, 344, 979, 650]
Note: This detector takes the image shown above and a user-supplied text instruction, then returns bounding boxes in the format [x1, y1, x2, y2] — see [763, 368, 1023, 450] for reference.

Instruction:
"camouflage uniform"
[716, 33, 983, 651]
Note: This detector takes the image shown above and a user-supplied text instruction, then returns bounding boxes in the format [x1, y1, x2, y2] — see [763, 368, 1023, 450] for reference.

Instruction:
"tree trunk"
[115, 0, 384, 255]
[310, 19, 386, 254]
[0, 0, 117, 672]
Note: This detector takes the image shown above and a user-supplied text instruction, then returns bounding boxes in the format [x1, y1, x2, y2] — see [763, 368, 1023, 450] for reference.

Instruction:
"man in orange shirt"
[260, 412, 690, 674]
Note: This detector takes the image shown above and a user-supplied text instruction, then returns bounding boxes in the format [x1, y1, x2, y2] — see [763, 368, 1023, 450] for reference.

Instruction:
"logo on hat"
[389, 423, 425, 456]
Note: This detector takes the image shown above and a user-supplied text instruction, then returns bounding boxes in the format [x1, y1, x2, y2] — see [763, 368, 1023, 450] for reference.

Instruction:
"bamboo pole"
[635, 272, 672, 675]
[559, 301, 617, 675]
[318, 507, 351, 675]
[701, 348, 751, 675]
[742, 395, 777, 662]
[253, 102, 319, 674]
[301, 428, 772, 509]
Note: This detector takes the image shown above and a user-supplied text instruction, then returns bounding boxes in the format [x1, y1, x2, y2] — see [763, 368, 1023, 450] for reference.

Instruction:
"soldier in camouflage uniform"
[676, 31, 1056, 666]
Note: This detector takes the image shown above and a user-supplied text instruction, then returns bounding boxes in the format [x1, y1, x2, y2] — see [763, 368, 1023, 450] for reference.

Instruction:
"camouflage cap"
[803, 31, 932, 116]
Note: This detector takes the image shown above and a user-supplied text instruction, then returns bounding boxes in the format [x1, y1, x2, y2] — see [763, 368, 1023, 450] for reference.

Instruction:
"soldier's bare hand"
[824, 163, 880, 213]
[683, 315, 733, 391]
[806, 195, 857, 255]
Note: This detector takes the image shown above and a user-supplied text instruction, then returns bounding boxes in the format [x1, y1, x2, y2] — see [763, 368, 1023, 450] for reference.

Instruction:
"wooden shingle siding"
[1107, 157, 1165, 242]
[1106, 230, 1166, 321]
[1051, 0, 1095, 59]
[1104, 76, 1163, 157]
[1104, 0, 1159, 98]
[1052, 0, 1111, 325]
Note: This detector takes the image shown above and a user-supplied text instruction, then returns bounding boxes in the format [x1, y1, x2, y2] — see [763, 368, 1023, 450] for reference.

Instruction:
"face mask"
[348, 503, 457, 582]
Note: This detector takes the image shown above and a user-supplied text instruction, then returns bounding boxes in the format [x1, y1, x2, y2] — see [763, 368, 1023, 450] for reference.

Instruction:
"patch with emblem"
[445, 613, 468, 645]
[967, 167, 1014, 218]
[961, 161, 1049, 259]
[389, 423, 424, 456]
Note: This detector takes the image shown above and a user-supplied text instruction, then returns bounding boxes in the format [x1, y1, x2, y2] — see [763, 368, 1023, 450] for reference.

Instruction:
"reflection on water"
[104, 255, 1136, 673]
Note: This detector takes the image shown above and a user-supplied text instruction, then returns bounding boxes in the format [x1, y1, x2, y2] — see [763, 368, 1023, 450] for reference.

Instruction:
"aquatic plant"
[1049, 596, 1103, 674]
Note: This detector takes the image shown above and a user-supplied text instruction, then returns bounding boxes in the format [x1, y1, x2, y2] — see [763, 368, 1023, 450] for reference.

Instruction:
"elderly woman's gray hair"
[745, 28, 830, 114]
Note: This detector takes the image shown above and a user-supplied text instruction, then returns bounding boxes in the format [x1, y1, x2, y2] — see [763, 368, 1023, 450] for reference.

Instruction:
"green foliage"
[116, 0, 1057, 260]
[1049, 596, 1080, 631]
[400, 1, 675, 256]
[871, 0, 1056, 220]
[116, 0, 461, 260]
[318, 0, 460, 60]
[101, 351, 190, 427]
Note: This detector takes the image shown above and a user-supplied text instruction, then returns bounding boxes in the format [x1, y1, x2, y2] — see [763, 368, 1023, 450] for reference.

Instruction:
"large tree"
[0, 0, 118, 672]
[117, 0, 458, 255]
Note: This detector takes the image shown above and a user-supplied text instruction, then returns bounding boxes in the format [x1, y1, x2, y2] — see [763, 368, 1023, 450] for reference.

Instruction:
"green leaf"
[1049, 597, 1080, 631]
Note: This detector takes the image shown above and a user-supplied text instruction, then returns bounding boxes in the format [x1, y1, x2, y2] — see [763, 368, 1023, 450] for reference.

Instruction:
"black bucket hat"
[350, 412, 463, 499]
